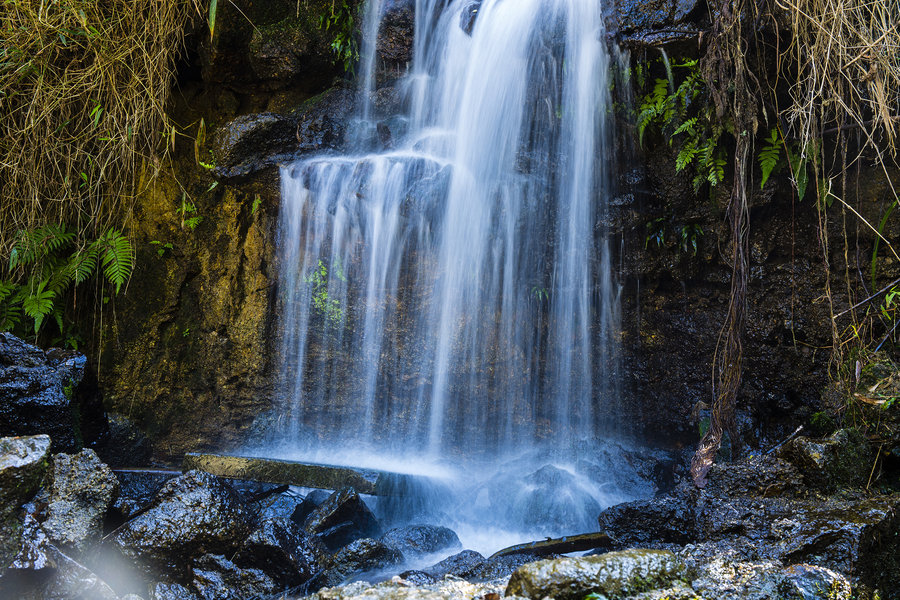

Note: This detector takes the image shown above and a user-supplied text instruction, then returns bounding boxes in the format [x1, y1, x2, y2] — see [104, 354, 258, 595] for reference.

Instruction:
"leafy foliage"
[304, 259, 346, 328]
[317, 0, 359, 72]
[757, 128, 782, 188]
[0, 224, 133, 340]
[636, 59, 726, 193]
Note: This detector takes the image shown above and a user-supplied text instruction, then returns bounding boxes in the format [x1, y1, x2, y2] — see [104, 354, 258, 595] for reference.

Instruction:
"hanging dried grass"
[0, 0, 205, 253]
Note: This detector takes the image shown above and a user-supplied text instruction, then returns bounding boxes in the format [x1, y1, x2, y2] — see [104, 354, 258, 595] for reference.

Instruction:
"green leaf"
[758, 128, 781, 188]
[98, 231, 134, 294]
[22, 280, 55, 333]
[208, 0, 218, 41]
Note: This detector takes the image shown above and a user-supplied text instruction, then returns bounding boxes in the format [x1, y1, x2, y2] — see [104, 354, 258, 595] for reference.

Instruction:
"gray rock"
[234, 517, 325, 586]
[505, 549, 685, 600]
[43, 449, 119, 553]
[309, 538, 403, 591]
[0, 434, 51, 566]
[423, 550, 485, 579]
[111, 470, 254, 578]
[112, 469, 179, 520]
[777, 429, 873, 491]
[0, 333, 89, 452]
[292, 88, 358, 154]
[303, 487, 380, 550]
[212, 112, 299, 180]
[377, 0, 414, 67]
[779, 564, 851, 600]
[613, 0, 702, 46]
[380, 524, 460, 557]
[190, 553, 279, 600]
[597, 490, 697, 546]
[149, 582, 199, 600]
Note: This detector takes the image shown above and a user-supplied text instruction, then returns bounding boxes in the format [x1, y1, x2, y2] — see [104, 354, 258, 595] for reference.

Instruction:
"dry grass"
[777, 0, 900, 155]
[0, 0, 204, 253]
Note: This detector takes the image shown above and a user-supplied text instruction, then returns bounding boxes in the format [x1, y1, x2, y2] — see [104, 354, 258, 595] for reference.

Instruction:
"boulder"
[613, 0, 702, 47]
[212, 112, 300, 180]
[777, 429, 874, 491]
[43, 449, 119, 554]
[38, 550, 119, 600]
[0, 333, 91, 452]
[780, 564, 851, 600]
[149, 582, 199, 600]
[292, 88, 357, 154]
[190, 553, 279, 600]
[291, 489, 331, 525]
[0, 434, 51, 566]
[505, 549, 685, 600]
[234, 518, 325, 586]
[379, 524, 460, 557]
[302, 487, 380, 550]
[597, 491, 697, 545]
[423, 550, 485, 579]
[111, 470, 254, 577]
[310, 538, 403, 590]
[111, 469, 179, 520]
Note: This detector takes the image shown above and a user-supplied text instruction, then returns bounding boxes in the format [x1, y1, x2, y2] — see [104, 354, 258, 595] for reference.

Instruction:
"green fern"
[1, 225, 134, 338]
[10, 224, 74, 269]
[21, 280, 55, 333]
[98, 230, 134, 293]
[758, 128, 781, 188]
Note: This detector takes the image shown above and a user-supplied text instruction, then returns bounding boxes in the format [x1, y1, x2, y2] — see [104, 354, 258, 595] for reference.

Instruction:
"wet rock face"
[150, 582, 199, 600]
[111, 470, 254, 577]
[612, 0, 702, 46]
[505, 549, 685, 600]
[212, 112, 299, 180]
[0, 333, 90, 452]
[596, 454, 900, 596]
[302, 487, 380, 550]
[234, 518, 325, 587]
[379, 524, 461, 557]
[310, 537, 404, 590]
[43, 449, 119, 554]
[191, 553, 279, 600]
[777, 428, 874, 491]
[0, 434, 51, 566]
[199, 0, 347, 91]
[377, 0, 415, 68]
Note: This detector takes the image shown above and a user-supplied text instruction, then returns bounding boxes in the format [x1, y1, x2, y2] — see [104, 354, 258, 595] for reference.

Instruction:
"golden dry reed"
[0, 0, 205, 252]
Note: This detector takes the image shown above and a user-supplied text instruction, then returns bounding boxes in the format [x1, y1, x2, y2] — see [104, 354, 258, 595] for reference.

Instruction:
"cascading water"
[271, 0, 646, 551]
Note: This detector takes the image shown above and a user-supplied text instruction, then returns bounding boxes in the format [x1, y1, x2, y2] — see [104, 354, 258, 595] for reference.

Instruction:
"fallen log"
[181, 453, 426, 496]
[488, 532, 615, 559]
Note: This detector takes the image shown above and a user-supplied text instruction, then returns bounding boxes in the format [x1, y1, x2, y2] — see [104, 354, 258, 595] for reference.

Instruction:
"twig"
[765, 425, 804, 455]
[832, 276, 900, 319]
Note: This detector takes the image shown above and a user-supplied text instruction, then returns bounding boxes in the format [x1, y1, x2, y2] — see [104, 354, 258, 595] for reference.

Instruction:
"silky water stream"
[264, 0, 653, 556]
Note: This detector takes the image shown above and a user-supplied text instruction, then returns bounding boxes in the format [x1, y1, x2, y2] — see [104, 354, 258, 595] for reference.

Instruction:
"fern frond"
[758, 128, 781, 188]
[21, 280, 55, 333]
[99, 230, 134, 294]
[10, 224, 74, 269]
[70, 243, 102, 285]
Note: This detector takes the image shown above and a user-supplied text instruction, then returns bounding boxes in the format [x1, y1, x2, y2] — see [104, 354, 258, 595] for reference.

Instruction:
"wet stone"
[149, 582, 199, 600]
[234, 517, 325, 587]
[303, 487, 380, 550]
[43, 448, 119, 554]
[505, 549, 685, 600]
[379, 524, 461, 558]
[190, 553, 279, 600]
[111, 470, 254, 578]
[0, 434, 51, 566]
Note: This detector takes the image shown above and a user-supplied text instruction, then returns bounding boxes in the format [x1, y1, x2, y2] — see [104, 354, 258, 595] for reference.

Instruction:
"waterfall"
[274, 0, 635, 544]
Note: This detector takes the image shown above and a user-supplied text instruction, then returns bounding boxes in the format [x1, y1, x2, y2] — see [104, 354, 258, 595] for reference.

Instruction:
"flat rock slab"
[182, 453, 425, 496]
